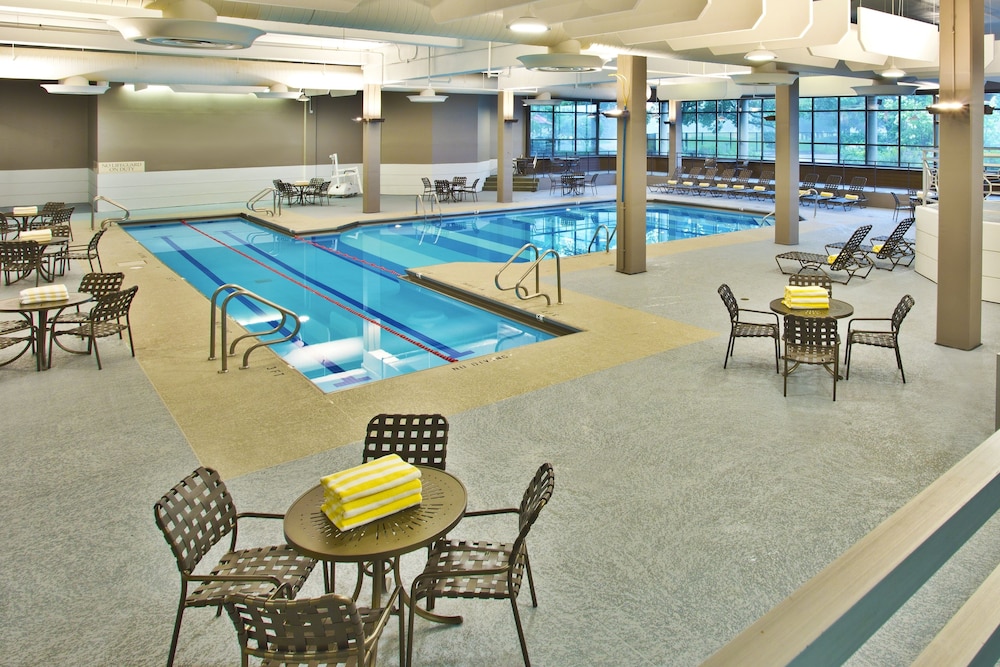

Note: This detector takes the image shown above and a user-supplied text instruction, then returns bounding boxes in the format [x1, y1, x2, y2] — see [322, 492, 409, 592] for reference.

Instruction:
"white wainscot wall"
[915, 201, 1000, 304]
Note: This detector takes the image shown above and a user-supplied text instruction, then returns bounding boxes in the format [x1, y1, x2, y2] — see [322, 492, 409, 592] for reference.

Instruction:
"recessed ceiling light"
[508, 16, 549, 34]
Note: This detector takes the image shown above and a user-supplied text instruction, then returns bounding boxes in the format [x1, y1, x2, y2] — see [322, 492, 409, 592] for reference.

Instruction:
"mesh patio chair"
[155, 466, 318, 667]
[64, 227, 107, 273]
[47, 284, 138, 369]
[867, 217, 916, 270]
[718, 283, 780, 372]
[0, 312, 34, 367]
[303, 177, 328, 204]
[0, 239, 43, 286]
[891, 192, 915, 221]
[788, 272, 833, 297]
[28, 201, 65, 227]
[407, 462, 555, 667]
[225, 586, 402, 667]
[272, 180, 298, 207]
[50, 271, 125, 328]
[775, 224, 873, 284]
[458, 177, 480, 201]
[363, 413, 449, 468]
[40, 223, 71, 277]
[845, 295, 915, 383]
[782, 314, 841, 401]
[0, 212, 15, 240]
[421, 177, 435, 201]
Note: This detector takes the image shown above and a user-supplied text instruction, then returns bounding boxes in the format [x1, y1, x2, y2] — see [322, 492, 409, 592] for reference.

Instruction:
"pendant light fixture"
[408, 47, 448, 103]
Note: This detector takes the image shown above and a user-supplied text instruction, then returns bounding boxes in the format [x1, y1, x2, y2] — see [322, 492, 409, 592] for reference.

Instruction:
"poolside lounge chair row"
[650, 169, 869, 211]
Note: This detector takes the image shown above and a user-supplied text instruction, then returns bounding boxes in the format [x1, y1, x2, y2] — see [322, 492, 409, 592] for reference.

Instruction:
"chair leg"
[783, 355, 789, 396]
[773, 335, 780, 374]
[165, 595, 187, 667]
[832, 356, 838, 401]
[895, 345, 906, 383]
[844, 341, 852, 380]
[509, 595, 532, 667]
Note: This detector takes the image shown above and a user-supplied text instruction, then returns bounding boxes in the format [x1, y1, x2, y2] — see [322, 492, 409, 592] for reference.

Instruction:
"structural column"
[361, 83, 381, 214]
[497, 90, 514, 203]
[668, 99, 682, 174]
[936, 0, 983, 349]
[773, 79, 800, 245]
[615, 54, 647, 275]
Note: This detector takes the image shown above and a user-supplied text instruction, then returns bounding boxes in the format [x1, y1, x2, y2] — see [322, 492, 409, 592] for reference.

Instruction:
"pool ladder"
[495, 244, 562, 305]
[91, 195, 130, 231]
[587, 224, 616, 253]
[248, 187, 280, 216]
[208, 284, 301, 373]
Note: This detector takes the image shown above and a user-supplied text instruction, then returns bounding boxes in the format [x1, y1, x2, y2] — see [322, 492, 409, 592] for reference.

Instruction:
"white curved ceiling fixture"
[408, 88, 448, 103]
[518, 40, 604, 73]
[41, 76, 110, 95]
[109, 0, 265, 50]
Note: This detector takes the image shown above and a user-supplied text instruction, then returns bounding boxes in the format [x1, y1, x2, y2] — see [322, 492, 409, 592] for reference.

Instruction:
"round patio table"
[0, 291, 91, 371]
[770, 297, 853, 319]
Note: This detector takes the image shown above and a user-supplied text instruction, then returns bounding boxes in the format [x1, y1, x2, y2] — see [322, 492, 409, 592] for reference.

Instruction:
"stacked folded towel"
[20, 284, 69, 304]
[782, 285, 829, 310]
[19, 229, 52, 243]
[12, 206, 37, 216]
[319, 454, 422, 531]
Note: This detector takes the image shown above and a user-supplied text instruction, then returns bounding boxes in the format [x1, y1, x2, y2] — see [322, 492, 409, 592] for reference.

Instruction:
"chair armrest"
[361, 586, 401, 652]
[738, 308, 780, 326]
[186, 572, 284, 587]
[235, 511, 285, 520]
[463, 507, 518, 518]
[847, 317, 892, 335]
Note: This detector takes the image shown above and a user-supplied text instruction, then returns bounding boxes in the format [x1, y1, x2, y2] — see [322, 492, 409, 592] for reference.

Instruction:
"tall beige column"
[936, 0, 983, 349]
[497, 90, 514, 203]
[361, 84, 381, 214]
[774, 79, 800, 245]
[615, 54, 647, 275]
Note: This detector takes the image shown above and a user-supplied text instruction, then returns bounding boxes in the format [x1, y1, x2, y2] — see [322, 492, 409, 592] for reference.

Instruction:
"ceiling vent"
[109, 0, 265, 50]
[518, 40, 604, 73]
[41, 76, 110, 95]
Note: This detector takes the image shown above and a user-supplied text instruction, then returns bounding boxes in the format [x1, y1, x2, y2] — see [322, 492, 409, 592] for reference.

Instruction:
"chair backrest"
[467, 178, 480, 189]
[788, 273, 833, 296]
[78, 271, 124, 296]
[308, 177, 324, 186]
[509, 463, 555, 586]
[363, 413, 449, 468]
[40, 201, 65, 216]
[821, 175, 842, 190]
[226, 591, 369, 665]
[154, 466, 237, 574]
[830, 224, 873, 270]
[847, 176, 867, 191]
[876, 218, 915, 258]
[452, 176, 467, 186]
[716, 168, 735, 183]
[891, 192, 903, 206]
[783, 315, 839, 347]
[47, 224, 71, 239]
[48, 207, 74, 225]
[0, 240, 43, 265]
[717, 283, 739, 322]
[891, 294, 916, 331]
[801, 173, 819, 188]
[89, 284, 138, 324]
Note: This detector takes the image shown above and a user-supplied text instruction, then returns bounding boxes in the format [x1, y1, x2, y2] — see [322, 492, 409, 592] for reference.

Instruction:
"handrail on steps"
[208, 284, 301, 373]
[415, 193, 441, 216]
[91, 195, 130, 231]
[494, 243, 562, 306]
[587, 224, 617, 253]
[248, 187, 279, 216]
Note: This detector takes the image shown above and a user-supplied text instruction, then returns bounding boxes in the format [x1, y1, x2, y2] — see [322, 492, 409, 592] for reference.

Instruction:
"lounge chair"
[802, 175, 842, 208]
[751, 171, 775, 200]
[775, 224, 874, 284]
[828, 177, 868, 210]
[867, 217, 916, 270]
[707, 168, 736, 197]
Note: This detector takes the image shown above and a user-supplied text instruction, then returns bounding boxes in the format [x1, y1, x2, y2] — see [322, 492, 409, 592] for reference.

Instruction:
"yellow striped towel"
[717, 183, 728, 189]
[782, 298, 829, 310]
[784, 285, 828, 297]
[845, 194, 859, 200]
[820, 191, 834, 198]
[667, 179, 678, 185]
[827, 255, 840, 264]
[683, 181, 694, 186]
[320, 454, 421, 505]
[872, 244, 884, 253]
[784, 296, 829, 305]
[698, 182, 711, 188]
[19, 229, 52, 242]
[20, 284, 69, 305]
[329, 491, 423, 531]
[799, 190, 809, 196]
[733, 184, 744, 189]
[12, 206, 37, 216]
[753, 185, 766, 191]
[322, 478, 422, 520]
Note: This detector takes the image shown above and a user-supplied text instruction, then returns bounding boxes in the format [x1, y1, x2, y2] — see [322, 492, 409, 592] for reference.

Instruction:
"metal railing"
[494, 243, 562, 306]
[247, 187, 279, 216]
[414, 193, 441, 216]
[208, 284, 301, 373]
[587, 224, 616, 253]
[91, 195, 129, 230]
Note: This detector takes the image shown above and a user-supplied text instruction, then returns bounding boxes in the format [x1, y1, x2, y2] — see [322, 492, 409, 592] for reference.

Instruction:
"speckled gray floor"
[2, 198, 999, 667]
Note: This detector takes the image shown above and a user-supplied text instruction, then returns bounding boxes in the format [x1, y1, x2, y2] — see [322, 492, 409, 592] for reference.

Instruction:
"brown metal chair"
[50, 272, 125, 329]
[363, 413, 449, 469]
[0, 312, 34, 366]
[48, 284, 138, 369]
[845, 295, 915, 383]
[154, 467, 318, 667]
[782, 315, 841, 401]
[65, 227, 107, 272]
[718, 283, 780, 372]
[406, 462, 555, 667]
[225, 586, 402, 667]
[0, 239, 43, 286]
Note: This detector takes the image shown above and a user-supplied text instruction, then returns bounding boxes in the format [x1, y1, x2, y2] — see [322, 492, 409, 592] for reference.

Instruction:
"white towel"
[12, 206, 37, 216]
[20, 284, 69, 304]
[19, 229, 52, 243]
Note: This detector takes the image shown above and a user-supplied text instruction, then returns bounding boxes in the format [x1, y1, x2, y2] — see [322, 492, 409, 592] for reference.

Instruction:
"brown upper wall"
[0, 79, 91, 170]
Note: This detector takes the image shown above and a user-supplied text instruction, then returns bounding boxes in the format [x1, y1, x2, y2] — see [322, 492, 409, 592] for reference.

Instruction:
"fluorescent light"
[508, 16, 549, 34]
[745, 46, 777, 63]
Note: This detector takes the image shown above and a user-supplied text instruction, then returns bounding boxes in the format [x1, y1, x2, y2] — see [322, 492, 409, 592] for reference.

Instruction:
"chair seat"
[417, 538, 516, 599]
[734, 322, 779, 338]
[785, 342, 838, 366]
[848, 330, 896, 348]
[0, 318, 31, 335]
[187, 544, 315, 607]
[60, 320, 129, 340]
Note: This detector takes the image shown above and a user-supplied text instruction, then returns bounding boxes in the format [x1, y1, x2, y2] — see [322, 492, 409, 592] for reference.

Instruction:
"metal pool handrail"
[247, 187, 279, 216]
[495, 243, 562, 306]
[587, 224, 616, 253]
[91, 195, 130, 230]
[208, 283, 301, 373]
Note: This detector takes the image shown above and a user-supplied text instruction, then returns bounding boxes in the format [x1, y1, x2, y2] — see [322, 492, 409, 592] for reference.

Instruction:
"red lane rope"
[295, 236, 403, 278]
[180, 220, 458, 363]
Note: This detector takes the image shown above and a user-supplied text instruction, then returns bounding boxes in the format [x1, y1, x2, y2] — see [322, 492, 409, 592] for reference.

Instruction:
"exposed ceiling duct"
[108, 0, 266, 50]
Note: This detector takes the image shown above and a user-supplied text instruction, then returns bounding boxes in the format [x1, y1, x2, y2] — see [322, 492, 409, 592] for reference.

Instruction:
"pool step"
[482, 175, 540, 192]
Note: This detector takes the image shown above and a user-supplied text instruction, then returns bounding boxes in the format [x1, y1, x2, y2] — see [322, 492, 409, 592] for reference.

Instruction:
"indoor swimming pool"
[125, 202, 762, 392]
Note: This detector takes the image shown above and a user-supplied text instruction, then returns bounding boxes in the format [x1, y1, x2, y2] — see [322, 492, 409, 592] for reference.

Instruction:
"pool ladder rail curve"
[91, 195, 130, 230]
[208, 284, 301, 373]
[247, 187, 280, 216]
[495, 243, 562, 306]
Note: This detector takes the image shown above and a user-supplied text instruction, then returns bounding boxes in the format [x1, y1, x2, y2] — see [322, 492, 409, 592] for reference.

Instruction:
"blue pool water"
[126, 202, 762, 392]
